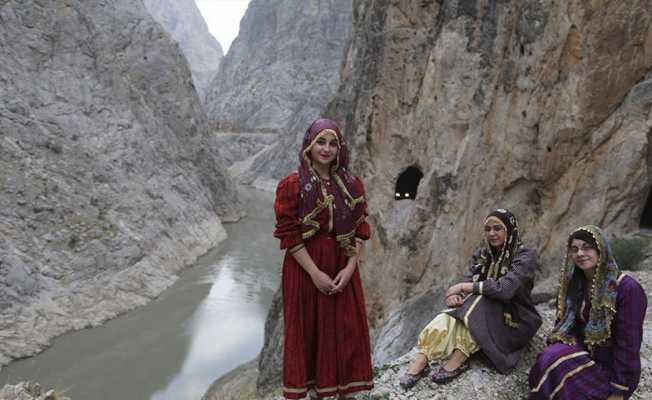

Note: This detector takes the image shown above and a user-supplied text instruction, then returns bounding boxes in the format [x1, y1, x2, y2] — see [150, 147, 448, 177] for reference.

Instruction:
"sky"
[195, 0, 251, 53]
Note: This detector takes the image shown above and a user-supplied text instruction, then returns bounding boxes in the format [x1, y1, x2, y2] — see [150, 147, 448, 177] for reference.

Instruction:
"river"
[0, 187, 281, 400]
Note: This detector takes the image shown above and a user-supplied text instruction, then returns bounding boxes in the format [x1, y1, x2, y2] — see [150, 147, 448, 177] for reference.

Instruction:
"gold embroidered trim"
[464, 295, 483, 326]
[314, 380, 374, 393]
[554, 225, 618, 349]
[284, 379, 373, 394]
[530, 351, 589, 392]
[550, 360, 595, 399]
[503, 312, 520, 328]
[283, 380, 316, 393]
[300, 193, 334, 240]
[333, 174, 364, 210]
[610, 382, 629, 391]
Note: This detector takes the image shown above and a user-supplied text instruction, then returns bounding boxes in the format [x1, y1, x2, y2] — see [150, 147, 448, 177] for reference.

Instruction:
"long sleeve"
[608, 276, 647, 397]
[273, 173, 304, 250]
[354, 177, 371, 240]
[472, 248, 538, 300]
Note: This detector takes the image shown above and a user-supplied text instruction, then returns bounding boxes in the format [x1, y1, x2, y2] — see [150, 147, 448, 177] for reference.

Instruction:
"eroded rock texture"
[203, 0, 352, 188]
[0, 0, 241, 369]
[328, 0, 652, 359]
[0, 381, 69, 400]
[144, 0, 223, 101]
[255, 0, 652, 392]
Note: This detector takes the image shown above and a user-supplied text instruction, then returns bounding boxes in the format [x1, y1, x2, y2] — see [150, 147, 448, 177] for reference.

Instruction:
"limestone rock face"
[325, 0, 652, 360]
[253, 0, 652, 391]
[0, 382, 70, 400]
[144, 0, 223, 102]
[0, 0, 241, 369]
[203, 0, 352, 186]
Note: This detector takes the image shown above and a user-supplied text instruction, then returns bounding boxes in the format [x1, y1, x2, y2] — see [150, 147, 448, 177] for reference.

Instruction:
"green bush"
[610, 237, 649, 271]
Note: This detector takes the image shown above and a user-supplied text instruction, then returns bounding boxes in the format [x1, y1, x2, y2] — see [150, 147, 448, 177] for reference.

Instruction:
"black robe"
[445, 247, 542, 373]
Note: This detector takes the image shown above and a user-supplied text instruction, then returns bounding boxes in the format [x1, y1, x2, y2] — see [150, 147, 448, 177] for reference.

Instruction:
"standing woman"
[273, 118, 374, 399]
[529, 225, 647, 400]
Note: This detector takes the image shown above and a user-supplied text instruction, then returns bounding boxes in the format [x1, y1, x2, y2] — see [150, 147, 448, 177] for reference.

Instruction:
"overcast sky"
[195, 0, 251, 53]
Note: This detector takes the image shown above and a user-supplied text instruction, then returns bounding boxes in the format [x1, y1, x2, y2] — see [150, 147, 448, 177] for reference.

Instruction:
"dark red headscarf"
[297, 118, 365, 255]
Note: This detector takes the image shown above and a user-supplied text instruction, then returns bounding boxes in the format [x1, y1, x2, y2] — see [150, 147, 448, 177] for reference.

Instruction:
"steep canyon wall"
[0, 0, 241, 369]
[329, 0, 652, 362]
[144, 0, 223, 102]
[204, 0, 352, 188]
[256, 0, 652, 391]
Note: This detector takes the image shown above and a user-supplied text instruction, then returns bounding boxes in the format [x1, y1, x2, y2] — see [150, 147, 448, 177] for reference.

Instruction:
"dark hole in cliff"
[395, 166, 423, 200]
[547, 146, 552, 152]
[520, 43, 525, 56]
[639, 189, 652, 229]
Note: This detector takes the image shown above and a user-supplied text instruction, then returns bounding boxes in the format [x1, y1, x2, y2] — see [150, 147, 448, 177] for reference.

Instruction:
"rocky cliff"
[253, 0, 652, 393]
[0, 382, 69, 400]
[203, 0, 352, 188]
[144, 0, 223, 102]
[206, 270, 651, 399]
[327, 0, 652, 359]
[0, 0, 241, 369]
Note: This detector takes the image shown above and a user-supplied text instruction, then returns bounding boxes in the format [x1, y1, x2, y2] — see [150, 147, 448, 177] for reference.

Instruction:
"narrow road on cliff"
[0, 186, 281, 400]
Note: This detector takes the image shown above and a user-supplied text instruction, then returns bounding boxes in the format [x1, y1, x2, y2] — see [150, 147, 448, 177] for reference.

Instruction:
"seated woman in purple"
[529, 225, 647, 400]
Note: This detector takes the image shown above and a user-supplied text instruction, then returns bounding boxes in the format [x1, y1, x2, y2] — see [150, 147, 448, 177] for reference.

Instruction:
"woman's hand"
[446, 282, 473, 297]
[445, 294, 464, 308]
[331, 265, 355, 294]
[310, 269, 335, 294]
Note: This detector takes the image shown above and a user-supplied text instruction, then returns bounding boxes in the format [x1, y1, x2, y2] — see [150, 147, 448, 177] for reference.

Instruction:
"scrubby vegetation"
[610, 237, 650, 271]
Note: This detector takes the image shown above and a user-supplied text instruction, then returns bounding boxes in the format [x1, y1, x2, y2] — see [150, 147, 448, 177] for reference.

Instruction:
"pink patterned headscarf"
[297, 118, 365, 255]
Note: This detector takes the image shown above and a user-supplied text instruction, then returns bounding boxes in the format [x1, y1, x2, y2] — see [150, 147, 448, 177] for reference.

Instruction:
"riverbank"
[0, 187, 279, 400]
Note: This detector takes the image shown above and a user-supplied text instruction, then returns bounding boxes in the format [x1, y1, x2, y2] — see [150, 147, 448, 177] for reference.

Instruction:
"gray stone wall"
[144, 0, 224, 101]
[204, 0, 352, 186]
[0, 0, 241, 369]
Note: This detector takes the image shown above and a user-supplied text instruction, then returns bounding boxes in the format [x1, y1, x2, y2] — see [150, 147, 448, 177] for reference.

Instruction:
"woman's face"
[569, 238, 599, 272]
[484, 220, 507, 248]
[309, 131, 338, 168]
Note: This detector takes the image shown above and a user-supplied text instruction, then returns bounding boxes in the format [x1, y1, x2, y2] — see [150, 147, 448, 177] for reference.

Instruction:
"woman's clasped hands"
[310, 265, 354, 295]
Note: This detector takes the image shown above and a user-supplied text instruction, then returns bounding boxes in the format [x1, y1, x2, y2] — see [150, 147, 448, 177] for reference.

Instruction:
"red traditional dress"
[274, 171, 373, 399]
[274, 118, 374, 398]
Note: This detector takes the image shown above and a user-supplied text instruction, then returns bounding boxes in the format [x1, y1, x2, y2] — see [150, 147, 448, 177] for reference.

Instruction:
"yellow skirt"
[417, 313, 480, 360]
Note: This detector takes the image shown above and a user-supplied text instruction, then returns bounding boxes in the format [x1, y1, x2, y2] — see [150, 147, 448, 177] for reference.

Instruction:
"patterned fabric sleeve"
[354, 177, 371, 240]
[273, 173, 304, 250]
[472, 248, 538, 300]
[608, 275, 647, 396]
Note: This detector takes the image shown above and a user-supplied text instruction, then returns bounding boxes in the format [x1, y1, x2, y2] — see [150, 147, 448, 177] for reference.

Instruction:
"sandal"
[430, 360, 470, 384]
[398, 364, 431, 389]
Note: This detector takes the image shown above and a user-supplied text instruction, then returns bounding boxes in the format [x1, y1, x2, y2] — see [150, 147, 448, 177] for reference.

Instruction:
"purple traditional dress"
[528, 225, 647, 400]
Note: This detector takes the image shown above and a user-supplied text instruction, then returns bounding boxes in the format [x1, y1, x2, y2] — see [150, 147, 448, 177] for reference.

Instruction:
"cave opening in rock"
[395, 166, 423, 200]
[640, 188, 652, 229]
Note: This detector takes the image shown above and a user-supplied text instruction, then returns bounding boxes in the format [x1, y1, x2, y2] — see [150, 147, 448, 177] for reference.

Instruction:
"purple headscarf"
[297, 118, 365, 255]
